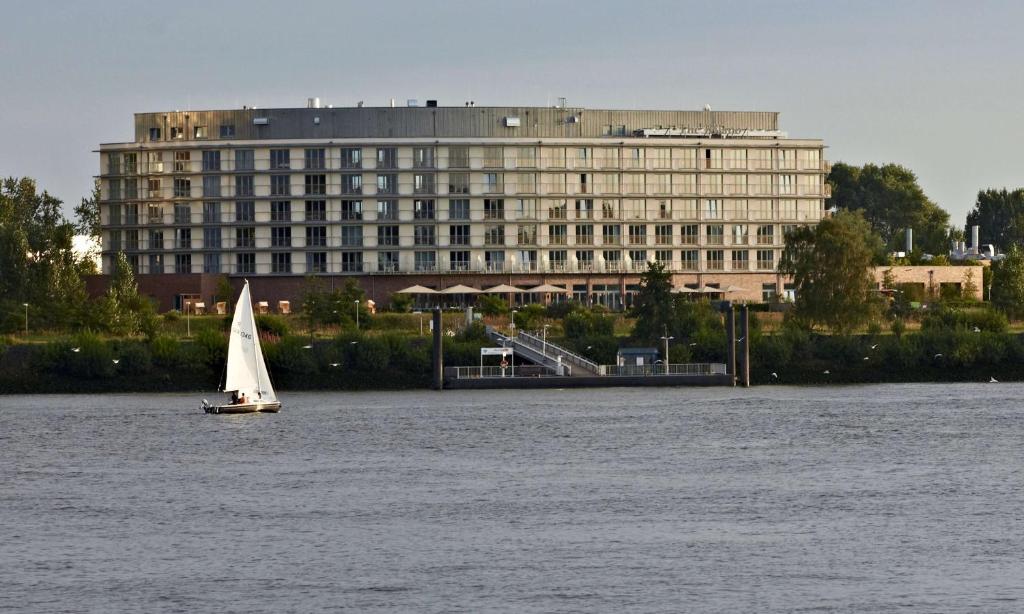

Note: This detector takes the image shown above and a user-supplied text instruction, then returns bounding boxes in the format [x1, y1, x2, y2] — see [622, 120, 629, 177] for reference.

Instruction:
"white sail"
[223, 281, 277, 402]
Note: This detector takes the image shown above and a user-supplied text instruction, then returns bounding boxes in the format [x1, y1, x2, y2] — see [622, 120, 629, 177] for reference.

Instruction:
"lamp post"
[354, 300, 360, 330]
[660, 333, 674, 375]
[542, 324, 550, 357]
[22, 303, 29, 336]
[510, 309, 517, 338]
[184, 300, 191, 338]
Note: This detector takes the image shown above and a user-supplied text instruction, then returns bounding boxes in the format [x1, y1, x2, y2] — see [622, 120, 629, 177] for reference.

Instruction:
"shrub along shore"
[3, 321, 1022, 394]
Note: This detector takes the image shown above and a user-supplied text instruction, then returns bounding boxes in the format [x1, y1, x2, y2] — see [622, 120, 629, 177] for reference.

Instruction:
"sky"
[2, 0, 1022, 228]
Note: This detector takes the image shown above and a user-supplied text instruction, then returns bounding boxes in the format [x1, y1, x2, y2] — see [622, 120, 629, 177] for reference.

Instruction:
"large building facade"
[97, 103, 829, 309]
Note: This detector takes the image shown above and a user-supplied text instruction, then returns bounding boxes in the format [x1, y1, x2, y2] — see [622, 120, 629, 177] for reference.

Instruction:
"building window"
[235, 175, 254, 197]
[757, 249, 775, 270]
[414, 225, 435, 246]
[235, 227, 255, 248]
[202, 150, 221, 171]
[575, 224, 594, 246]
[414, 199, 435, 220]
[706, 249, 725, 270]
[203, 227, 221, 249]
[146, 178, 161, 198]
[576, 250, 594, 271]
[173, 203, 191, 224]
[378, 251, 399, 272]
[170, 127, 184, 140]
[628, 250, 647, 269]
[193, 126, 208, 139]
[628, 224, 647, 245]
[655, 224, 673, 245]
[305, 174, 326, 196]
[203, 253, 220, 273]
[484, 198, 504, 220]
[448, 145, 470, 169]
[272, 252, 292, 274]
[341, 147, 362, 169]
[413, 173, 435, 194]
[337, 200, 360, 221]
[549, 250, 567, 270]
[174, 254, 191, 273]
[485, 250, 505, 271]
[483, 173, 503, 193]
[414, 251, 436, 272]
[706, 224, 724, 245]
[202, 175, 220, 198]
[174, 227, 191, 249]
[305, 225, 327, 247]
[109, 180, 122, 201]
[731, 250, 749, 271]
[148, 253, 164, 273]
[219, 124, 235, 138]
[270, 149, 290, 170]
[603, 250, 622, 270]
[304, 148, 325, 170]
[376, 147, 396, 169]
[681, 224, 698, 245]
[448, 172, 470, 195]
[235, 149, 254, 171]
[149, 127, 161, 141]
[270, 174, 290, 196]
[125, 229, 139, 250]
[235, 201, 255, 222]
[762, 282, 778, 302]
[173, 178, 191, 198]
[376, 174, 397, 195]
[450, 250, 470, 271]
[377, 200, 397, 221]
[732, 224, 749, 246]
[306, 252, 328, 273]
[575, 199, 594, 220]
[517, 147, 537, 168]
[484, 225, 504, 246]
[109, 229, 122, 251]
[449, 224, 470, 246]
[448, 199, 469, 220]
[202, 201, 221, 223]
[340, 225, 363, 247]
[174, 151, 190, 172]
[148, 229, 163, 250]
[548, 200, 567, 220]
[574, 147, 592, 168]
[271, 226, 291, 247]
[341, 174, 362, 195]
[757, 225, 775, 245]
[377, 225, 399, 246]
[549, 224, 567, 246]
[482, 146, 504, 168]
[680, 250, 698, 270]
[602, 224, 621, 246]
[413, 147, 435, 169]
[305, 200, 326, 222]
[341, 251, 363, 273]
[517, 224, 538, 245]
[269, 201, 290, 222]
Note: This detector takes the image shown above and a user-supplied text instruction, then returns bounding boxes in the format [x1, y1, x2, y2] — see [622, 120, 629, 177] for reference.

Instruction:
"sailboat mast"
[248, 281, 262, 400]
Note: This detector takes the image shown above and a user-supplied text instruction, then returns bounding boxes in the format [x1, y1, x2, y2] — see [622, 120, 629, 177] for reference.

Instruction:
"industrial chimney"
[905, 228, 913, 253]
[971, 225, 980, 254]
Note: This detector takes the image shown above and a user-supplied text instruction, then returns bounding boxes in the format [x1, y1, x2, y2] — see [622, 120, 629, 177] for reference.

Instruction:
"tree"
[965, 188, 1024, 252]
[631, 261, 675, 343]
[779, 210, 883, 334]
[828, 163, 950, 255]
[74, 179, 102, 238]
[991, 245, 1024, 319]
[0, 177, 91, 331]
[101, 251, 157, 337]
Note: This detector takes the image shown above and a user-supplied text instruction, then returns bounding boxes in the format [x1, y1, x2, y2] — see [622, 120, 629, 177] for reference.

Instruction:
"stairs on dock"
[485, 328, 603, 377]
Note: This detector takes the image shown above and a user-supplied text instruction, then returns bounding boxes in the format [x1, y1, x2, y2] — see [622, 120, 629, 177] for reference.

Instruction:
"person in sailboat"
[238, 392, 249, 405]
[230, 391, 239, 404]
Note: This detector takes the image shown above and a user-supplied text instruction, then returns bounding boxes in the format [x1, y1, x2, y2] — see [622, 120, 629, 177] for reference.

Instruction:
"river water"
[2, 384, 1023, 613]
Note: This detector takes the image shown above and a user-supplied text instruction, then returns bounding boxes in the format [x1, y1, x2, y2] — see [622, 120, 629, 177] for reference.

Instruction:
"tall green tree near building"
[779, 210, 883, 334]
[0, 177, 91, 331]
[990, 246, 1024, 318]
[100, 251, 157, 337]
[828, 162, 950, 254]
[965, 188, 1024, 252]
[631, 261, 675, 343]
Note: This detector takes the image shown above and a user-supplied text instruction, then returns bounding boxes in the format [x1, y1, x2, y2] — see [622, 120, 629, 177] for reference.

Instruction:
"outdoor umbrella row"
[396, 284, 570, 295]
[671, 285, 748, 294]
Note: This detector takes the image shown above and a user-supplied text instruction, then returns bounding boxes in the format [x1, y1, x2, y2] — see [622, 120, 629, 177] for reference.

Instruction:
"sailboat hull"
[204, 401, 281, 414]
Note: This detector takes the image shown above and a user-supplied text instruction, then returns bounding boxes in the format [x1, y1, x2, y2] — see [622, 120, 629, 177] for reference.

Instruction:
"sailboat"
[202, 280, 281, 414]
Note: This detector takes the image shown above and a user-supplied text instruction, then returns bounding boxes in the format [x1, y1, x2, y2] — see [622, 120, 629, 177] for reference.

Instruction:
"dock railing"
[447, 364, 560, 379]
[602, 363, 727, 377]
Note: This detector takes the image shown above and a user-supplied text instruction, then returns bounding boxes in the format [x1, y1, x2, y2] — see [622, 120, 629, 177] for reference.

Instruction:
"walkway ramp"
[485, 327, 603, 377]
